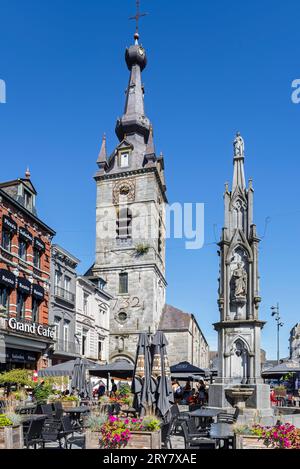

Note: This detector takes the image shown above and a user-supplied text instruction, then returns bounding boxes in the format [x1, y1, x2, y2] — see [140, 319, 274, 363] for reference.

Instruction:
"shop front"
[0, 318, 55, 372]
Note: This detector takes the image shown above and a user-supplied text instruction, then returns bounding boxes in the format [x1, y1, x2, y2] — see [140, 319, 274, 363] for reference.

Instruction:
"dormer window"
[24, 189, 32, 211]
[120, 152, 129, 168]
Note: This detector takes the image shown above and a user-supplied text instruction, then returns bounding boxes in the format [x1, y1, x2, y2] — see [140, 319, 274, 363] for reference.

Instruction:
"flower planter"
[234, 434, 270, 450]
[86, 430, 161, 450]
[125, 430, 161, 450]
[85, 429, 102, 449]
[0, 426, 23, 449]
[61, 401, 78, 411]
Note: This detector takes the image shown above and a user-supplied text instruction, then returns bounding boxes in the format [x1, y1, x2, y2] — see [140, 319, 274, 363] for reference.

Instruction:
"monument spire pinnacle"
[232, 131, 246, 191]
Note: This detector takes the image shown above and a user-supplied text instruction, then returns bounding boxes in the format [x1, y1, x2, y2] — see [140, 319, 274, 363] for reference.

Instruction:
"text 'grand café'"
[0, 171, 56, 371]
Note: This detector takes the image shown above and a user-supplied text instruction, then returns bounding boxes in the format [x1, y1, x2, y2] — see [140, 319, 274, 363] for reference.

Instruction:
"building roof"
[0, 187, 56, 236]
[159, 304, 191, 330]
[52, 244, 80, 266]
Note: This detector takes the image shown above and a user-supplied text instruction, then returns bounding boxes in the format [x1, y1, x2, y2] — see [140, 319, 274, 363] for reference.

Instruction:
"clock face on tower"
[138, 47, 145, 56]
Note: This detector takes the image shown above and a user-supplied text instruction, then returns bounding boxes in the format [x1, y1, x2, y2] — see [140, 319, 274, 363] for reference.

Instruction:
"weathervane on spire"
[129, 0, 148, 42]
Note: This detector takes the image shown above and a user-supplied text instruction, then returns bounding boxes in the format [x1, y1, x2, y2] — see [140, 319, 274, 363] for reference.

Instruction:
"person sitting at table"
[197, 380, 207, 407]
[182, 381, 192, 403]
[97, 382, 106, 399]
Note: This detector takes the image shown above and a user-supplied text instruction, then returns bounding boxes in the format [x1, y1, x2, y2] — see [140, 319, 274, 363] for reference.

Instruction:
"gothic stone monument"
[209, 133, 271, 414]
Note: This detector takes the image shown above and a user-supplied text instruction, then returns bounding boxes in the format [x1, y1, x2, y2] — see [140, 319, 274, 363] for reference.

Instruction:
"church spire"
[232, 132, 246, 192]
[115, 30, 150, 143]
[96, 133, 108, 169]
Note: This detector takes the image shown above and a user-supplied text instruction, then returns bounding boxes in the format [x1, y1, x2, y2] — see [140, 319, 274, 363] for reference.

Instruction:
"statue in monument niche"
[233, 132, 244, 157]
[233, 263, 247, 298]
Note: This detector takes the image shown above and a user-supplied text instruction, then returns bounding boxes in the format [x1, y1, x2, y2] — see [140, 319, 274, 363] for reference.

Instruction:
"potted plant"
[233, 424, 268, 449]
[125, 415, 161, 450]
[96, 415, 162, 450]
[85, 414, 108, 449]
[274, 385, 287, 398]
[252, 423, 300, 449]
[60, 395, 79, 410]
[0, 413, 23, 449]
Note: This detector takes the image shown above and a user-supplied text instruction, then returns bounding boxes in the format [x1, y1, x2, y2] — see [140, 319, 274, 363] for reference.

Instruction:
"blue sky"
[0, 0, 299, 359]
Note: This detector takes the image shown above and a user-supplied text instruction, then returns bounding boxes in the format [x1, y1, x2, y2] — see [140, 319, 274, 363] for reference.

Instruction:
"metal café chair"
[181, 421, 217, 450]
[24, 418, 46, 449]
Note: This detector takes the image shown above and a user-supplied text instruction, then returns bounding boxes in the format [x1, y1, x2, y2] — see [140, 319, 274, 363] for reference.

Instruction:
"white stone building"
[75, 276, 111, 363]
[160, 305, 209, 368]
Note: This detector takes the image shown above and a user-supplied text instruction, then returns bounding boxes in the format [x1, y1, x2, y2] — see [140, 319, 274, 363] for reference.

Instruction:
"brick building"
[0, 171, 55, 371]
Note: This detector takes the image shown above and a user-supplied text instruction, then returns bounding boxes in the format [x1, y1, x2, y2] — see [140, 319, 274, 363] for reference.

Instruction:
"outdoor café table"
[188, 408, 222, 431]
[21, 414, 48, 422]
[65, 406, 91, 429]
[209, 423, 234, 449]
[21, 414, 48, 437]
[15, 403, 37, 414]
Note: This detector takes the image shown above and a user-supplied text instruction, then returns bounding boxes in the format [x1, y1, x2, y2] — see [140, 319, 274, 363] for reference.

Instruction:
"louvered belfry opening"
[116, 207, 132, 239]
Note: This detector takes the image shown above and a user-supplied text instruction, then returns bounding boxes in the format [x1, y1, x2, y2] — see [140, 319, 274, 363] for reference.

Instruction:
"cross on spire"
[129, 0, 148, 39]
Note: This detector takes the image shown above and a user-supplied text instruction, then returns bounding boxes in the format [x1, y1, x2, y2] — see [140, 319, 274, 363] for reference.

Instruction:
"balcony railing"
[54, 286, 75, 304]
[53, 339, 79, 355]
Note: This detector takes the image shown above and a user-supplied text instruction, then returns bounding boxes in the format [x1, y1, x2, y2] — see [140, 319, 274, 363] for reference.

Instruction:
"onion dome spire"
[25, 167, 31, 179]
[115, 29, 150, 142]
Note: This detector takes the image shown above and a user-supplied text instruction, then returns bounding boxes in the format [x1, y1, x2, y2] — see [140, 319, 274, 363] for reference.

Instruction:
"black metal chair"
[217, 406, 239, 424]
[170, 404, 189, 434]
[60, 415, 84, 449]
[24, 418, 46, 449]
[52, 401, 64, 421]
[107, 403, 121, 416]
[41, 418, 64, 448]
[181, 421, 217, 449]
[161, 419, 175, 449]
[40, 404, 54, 418]
[186, 417, 210, 437]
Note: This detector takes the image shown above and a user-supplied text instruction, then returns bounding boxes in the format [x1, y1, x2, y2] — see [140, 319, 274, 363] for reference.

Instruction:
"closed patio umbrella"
[71, 358, 92, 399]
[151, 331, 174, 423]
[131, 333, 156, 416]
[71, 357, 82, 395]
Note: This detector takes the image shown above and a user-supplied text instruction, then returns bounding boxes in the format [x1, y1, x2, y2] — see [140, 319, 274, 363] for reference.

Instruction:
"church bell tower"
[92, 29, 167, 363]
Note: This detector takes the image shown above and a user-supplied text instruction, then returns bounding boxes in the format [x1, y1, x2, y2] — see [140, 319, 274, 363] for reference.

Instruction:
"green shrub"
[0, 369, 33, 387]
[141, 416, 161, 432]
[4, 412, 22, 427]
[0, 415, 13, 427]
[60, 395, 79, 402]
[86, 414, 107, 431]
[32, 382, 53, 403]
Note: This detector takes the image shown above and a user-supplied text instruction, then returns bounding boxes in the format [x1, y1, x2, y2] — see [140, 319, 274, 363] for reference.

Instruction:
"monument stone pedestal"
[209, 382, 273, 424]
[209, 382, 271, 409]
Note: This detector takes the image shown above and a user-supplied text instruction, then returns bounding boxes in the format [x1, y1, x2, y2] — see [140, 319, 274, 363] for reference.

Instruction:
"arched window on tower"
[116, 208, 132, 240]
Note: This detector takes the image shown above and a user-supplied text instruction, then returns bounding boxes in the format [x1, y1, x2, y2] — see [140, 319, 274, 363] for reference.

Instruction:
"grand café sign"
[7, 317, 55, 339]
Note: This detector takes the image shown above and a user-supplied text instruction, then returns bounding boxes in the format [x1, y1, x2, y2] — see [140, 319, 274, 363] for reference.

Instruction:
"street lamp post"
[271, 303, 284, 365]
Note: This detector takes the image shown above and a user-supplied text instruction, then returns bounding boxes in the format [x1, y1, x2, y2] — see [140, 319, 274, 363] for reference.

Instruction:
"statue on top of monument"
[233, 132, 244, 158]
[233, 262, 247, 298]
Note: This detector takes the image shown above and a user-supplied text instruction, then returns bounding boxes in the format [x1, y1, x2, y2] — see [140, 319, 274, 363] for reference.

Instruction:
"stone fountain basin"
[225, 386, 255, 409]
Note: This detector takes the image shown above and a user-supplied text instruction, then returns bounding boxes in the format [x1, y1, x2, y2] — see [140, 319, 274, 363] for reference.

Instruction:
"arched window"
[116, 208, 132, 239]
